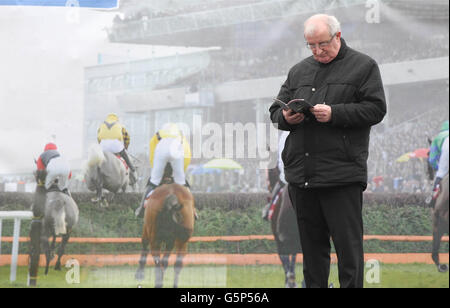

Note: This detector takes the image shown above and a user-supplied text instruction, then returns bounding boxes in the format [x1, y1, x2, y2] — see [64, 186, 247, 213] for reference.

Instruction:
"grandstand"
[81, 0, 450, 192]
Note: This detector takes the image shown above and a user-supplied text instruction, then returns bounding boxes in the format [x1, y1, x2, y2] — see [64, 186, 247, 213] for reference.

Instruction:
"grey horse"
[84, 144, 129, 207]
[42, 190, 79, 275]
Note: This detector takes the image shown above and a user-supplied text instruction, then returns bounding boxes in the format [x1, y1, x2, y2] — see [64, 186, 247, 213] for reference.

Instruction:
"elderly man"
[269, 14, 386, 288]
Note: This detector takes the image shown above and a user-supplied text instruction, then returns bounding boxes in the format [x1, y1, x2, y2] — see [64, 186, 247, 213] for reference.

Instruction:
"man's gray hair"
[304, 14, 341, 37]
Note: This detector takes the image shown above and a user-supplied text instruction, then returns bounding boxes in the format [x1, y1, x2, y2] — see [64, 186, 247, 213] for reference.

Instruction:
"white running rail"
[0, 211, 33, 282]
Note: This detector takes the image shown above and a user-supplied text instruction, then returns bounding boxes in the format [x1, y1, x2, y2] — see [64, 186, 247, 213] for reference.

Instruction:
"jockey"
[97, 113, 137, 184]
[36, 142, 72, 195]
[262, 131, 289, 220]
[429, 136, 449, 208]
[429, 120, 449, 171]
[135, 123, 191, 218]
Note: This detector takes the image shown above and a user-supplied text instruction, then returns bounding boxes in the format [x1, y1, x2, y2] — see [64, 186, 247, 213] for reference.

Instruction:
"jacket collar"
[335, 37, 348, 61]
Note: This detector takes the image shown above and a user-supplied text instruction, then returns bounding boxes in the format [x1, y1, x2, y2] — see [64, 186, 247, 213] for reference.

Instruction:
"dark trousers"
[288, 184, 364, 288]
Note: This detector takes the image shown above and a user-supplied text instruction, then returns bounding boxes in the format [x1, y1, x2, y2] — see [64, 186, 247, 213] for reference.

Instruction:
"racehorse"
[266, 167, 302, 288]
[135, 177, 195, 288]
[28, 173, 79, 286]
[431, 174, 449, 272]
[84, 144, 129, 207]
[425, 144, 449, 273]
[42, 190, 79, 275]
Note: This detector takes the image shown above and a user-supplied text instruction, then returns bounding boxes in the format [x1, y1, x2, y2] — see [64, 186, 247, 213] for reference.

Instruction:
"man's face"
[304, 26, 341, 64]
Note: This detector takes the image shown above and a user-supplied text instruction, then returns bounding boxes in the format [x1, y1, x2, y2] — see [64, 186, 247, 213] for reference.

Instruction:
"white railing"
[0, 211, 33, 282]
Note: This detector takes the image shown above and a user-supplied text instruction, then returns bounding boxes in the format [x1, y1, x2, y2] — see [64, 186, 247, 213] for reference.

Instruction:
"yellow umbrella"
[396, 152, 413, 163]
[203, 158, 243, 170]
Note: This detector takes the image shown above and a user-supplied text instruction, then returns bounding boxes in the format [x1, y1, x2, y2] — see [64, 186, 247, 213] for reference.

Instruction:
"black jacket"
[269, 39, 386, 189]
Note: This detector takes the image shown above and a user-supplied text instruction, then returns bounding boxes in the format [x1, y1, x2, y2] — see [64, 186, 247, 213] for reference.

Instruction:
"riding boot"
[119, 149, 137, 185]
[119, 149, 135, 172]
[262, 181, 282, 220]
[135, 181, 158, 218]
[262, 203, 271, 221]
[427, 177, 442, 209]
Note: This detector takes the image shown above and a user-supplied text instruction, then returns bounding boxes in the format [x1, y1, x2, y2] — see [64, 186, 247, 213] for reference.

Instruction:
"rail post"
[0, 211, 33, 282]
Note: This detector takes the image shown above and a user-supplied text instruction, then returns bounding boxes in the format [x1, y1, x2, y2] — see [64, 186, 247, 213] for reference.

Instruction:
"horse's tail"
[87, 143, 106, 168]
[48, 198, 67, 235]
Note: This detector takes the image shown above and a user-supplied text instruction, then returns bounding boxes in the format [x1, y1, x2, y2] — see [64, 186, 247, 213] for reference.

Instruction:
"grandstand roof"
[107, 0, 449, 47]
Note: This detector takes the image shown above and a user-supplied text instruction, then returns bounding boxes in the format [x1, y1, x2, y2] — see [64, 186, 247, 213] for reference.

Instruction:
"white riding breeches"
[436, 136, 449, 179]
[278, 131, 289, 185]
[151, 138, 185, 186]
[45, 157, 71, 191]
[100, 139, 124, 154]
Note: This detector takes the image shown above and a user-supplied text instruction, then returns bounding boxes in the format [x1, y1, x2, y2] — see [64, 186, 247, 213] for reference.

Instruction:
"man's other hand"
[311, 104, 332, 123]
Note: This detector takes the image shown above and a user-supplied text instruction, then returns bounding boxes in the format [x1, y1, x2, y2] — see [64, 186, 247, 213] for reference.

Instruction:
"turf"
[0, 263, 448, 288]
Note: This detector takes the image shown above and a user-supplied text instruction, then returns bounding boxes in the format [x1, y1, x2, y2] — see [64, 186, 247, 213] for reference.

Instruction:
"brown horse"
[266, 167, 302, 288]
[431, 174, 449, 272]
[135, 183, 195, 288]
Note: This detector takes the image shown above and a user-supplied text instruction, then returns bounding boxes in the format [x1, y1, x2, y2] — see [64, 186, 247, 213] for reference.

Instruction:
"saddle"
[47, 181, 71, 197]
[268, 181, 285, 220]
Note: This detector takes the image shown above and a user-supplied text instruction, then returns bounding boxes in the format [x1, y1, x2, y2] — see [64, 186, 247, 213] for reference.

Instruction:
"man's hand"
[311, 104, 332, 123]
[283, 109, 305, 125]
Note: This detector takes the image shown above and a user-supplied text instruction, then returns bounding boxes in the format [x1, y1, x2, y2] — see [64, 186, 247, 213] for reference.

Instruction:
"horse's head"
[34, 169, 47, 186]
[83, 160, 99, 191]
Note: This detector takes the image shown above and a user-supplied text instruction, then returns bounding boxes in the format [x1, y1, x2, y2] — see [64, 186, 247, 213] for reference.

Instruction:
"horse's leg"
[432, 213, 448, 272]
[289, 254, 298, 288]
[149, 240, 164, 288]
[153, 253, 163, 288]
[279, 254, 293, 288]
[55, 232, 71, 271]
[289, 254, 297, 275]
[432, 212, 442, 268]
[173, 240, 188, 288]
[135, 238, 149, 281]
[96, 170, 104, 203]
[279, 254, 290, 276]
[161, 252, 171, 282]
[101, 196, 109, 208]
[43, 237, 51, 275]
[28, 218, 42, 286]
[50, 234, 57, 252]
[173, 254, 185, 288]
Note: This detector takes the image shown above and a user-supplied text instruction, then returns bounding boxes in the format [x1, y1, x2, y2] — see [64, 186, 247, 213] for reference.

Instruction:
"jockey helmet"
[106, 113, 119, 122]
[162, 123, 182, 136]
[44, 142, 57, 151]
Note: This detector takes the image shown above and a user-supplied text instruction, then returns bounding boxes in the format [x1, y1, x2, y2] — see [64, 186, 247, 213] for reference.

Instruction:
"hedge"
[0, 192, 446, 254]
[0, 192, 430, 211]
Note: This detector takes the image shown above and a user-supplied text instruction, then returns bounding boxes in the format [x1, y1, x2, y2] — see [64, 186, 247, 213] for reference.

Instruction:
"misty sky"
[0, 6, 114, 175]
[0, 5, 194, 175]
